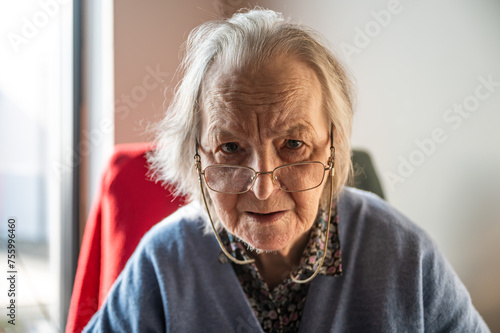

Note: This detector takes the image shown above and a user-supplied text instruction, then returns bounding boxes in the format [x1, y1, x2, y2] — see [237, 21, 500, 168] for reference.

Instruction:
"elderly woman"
[85, 8, 488, 332]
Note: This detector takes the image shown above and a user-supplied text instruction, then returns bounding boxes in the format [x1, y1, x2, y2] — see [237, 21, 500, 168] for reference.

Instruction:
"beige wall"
[114, 0, 254, 144]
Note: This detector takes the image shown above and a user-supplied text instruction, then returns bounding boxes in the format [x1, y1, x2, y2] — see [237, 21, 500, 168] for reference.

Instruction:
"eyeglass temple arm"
[291, 123, 335, 283]
[194, 142, 255, 265]
[327, 124, 335, 169]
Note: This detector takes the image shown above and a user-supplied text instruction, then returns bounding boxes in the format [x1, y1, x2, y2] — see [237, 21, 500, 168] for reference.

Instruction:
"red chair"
[66, 143, 185, 332]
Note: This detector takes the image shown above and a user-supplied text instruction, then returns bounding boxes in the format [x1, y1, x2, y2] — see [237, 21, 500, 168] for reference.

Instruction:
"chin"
[240, 229, 293, 253]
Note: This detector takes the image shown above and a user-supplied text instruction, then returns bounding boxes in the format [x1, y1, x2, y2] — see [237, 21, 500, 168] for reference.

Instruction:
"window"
[0, 1, 78, 331]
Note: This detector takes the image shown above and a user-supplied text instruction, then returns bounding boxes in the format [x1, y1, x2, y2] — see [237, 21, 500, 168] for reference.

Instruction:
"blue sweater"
[84, 188, 489, 332]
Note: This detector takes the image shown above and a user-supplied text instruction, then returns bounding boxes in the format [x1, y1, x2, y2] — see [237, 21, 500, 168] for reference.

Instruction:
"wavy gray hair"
[148, 8, 354, 231]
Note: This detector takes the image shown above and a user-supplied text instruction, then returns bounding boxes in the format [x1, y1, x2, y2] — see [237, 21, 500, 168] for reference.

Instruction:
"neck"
[249, 230, 310, 290]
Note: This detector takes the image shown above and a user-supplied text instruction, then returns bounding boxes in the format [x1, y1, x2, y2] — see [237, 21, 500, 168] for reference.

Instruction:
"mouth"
[246, 211, 287, 223]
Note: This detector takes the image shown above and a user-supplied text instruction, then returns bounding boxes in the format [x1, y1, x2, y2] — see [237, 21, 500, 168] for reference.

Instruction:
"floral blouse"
[218, 205, 342, 332]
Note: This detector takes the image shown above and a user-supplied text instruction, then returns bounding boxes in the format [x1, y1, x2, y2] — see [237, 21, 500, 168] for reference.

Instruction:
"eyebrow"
[207, 122, 318, 143]
[209, 129, 239, 141]
[279, 123, 317, 140]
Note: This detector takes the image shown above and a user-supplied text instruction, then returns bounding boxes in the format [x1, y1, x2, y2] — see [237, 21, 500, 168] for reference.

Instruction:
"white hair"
[148, 8, 355, 232]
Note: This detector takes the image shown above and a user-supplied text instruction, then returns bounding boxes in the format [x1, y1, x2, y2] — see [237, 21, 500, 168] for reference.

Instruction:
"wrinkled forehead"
[199, 55, 325, 136]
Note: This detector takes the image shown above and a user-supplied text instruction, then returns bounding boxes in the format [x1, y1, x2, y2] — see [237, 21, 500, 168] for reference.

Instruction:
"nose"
[251, 171, 277, 200]
[249, 151, 279, 200]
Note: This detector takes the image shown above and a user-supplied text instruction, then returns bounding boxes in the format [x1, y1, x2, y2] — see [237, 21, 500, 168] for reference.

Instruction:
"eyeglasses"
[197, 161, 332, 194]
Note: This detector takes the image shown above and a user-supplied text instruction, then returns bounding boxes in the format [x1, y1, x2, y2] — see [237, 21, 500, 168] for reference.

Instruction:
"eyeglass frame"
[196, 160, 332, 194]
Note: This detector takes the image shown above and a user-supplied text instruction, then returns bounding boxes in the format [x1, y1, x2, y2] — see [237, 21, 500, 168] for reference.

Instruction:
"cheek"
[292, 187, 324, 224]
[210, 192, 239, 229]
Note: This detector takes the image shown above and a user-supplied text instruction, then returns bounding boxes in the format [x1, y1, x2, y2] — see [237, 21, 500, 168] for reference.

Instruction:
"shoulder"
[133, 201, 214, 264]
[339, 187, 420, 232]
[144, 201, 207, 239]
[337, 187, 439, 278]
[332, 188, 489, 331]
[338, 187, 431, 249]
[336, 188, 478, 322]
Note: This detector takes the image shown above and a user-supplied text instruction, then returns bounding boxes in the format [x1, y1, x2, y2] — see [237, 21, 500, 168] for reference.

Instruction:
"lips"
[246, 211, 287, 223]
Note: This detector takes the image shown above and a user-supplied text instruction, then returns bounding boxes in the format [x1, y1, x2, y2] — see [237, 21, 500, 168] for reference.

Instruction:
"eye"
[220, 142, 239, 154]
[285, 139, 303, 149]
